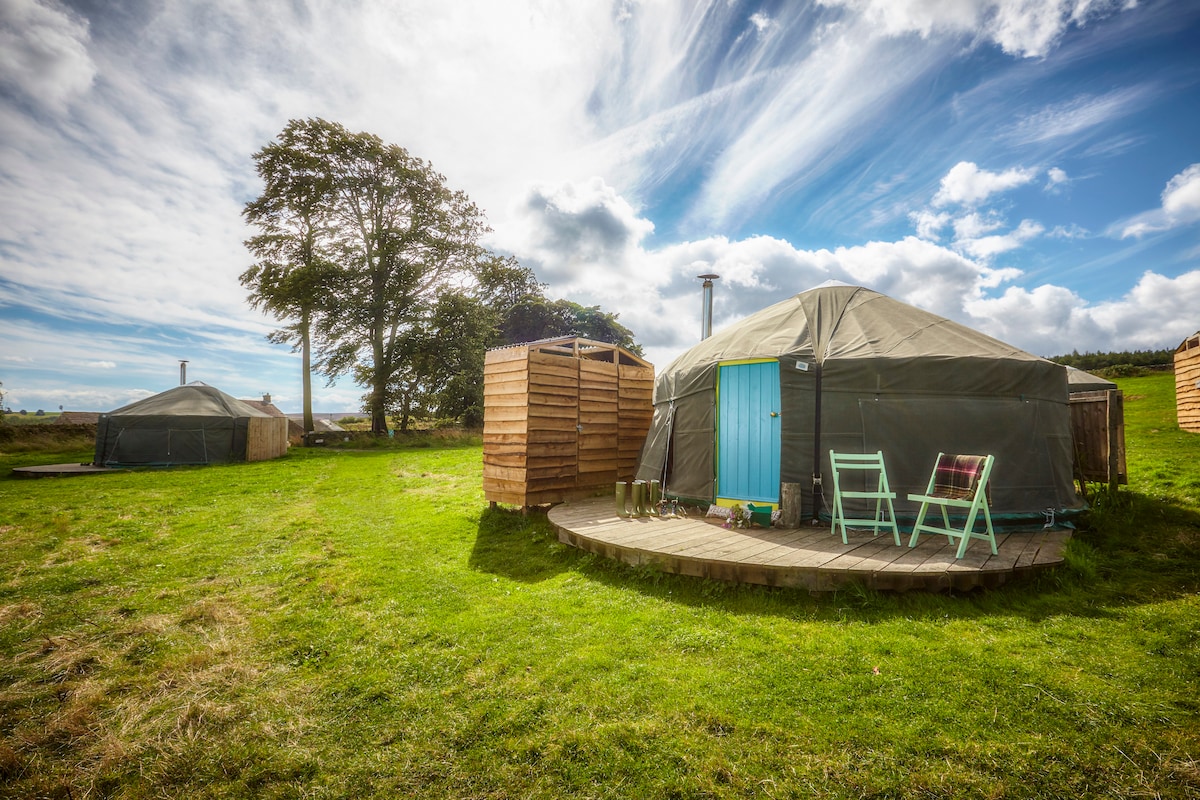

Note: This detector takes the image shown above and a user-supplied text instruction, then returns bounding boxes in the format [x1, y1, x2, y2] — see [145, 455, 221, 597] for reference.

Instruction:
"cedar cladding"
[483, 337, 653, 508]
[1176, 332, 1200, 433]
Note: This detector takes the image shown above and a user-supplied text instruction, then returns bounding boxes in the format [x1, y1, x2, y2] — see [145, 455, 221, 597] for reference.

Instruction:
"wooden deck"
[12, 462, 127, 478]
[548, 496, 1070, 592]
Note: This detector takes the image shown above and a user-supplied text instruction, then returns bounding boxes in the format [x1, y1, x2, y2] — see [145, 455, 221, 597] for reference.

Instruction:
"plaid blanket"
[932, 454, 990, 501]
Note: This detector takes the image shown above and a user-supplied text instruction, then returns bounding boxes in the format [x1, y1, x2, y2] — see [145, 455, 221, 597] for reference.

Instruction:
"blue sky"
[2, 0, 1199, 414]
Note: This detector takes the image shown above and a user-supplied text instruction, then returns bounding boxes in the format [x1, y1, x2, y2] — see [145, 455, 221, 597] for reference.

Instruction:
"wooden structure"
[549, 497, 1069, 592]
[1177, 332, 1200, 433]
[483, 338, 653, 508]
[1069, 389, 1127, 491]
[246, 416, 290, 461]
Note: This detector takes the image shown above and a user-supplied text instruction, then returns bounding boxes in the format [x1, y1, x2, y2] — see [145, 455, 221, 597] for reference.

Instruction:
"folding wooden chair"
[907, 453, 996, 558]
[828, 450, 901, 545]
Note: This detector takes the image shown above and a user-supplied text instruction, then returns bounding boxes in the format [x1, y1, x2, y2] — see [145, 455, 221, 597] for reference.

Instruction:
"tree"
[498, 296, 642, 355]
[308, 121, 489, 434]
[242, 119, 340, 433]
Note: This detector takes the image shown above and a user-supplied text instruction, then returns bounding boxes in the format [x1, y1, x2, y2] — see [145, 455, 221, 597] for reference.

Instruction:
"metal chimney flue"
[179, 360, 189, 386]
[697, 273, 719, 340]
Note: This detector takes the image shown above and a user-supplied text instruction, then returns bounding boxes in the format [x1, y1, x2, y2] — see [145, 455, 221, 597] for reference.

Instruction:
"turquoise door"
[718, 361, 781, 502]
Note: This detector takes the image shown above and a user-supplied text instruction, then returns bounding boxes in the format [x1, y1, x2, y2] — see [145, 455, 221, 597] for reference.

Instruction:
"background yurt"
[93, 382, 289, 467]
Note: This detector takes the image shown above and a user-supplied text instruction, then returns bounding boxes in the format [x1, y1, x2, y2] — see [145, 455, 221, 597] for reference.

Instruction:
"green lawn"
[1, 374, 1197, 799]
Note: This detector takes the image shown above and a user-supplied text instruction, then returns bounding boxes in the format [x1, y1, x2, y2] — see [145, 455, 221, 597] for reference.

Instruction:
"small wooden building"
[1069, 389, 1127, 492]
[483, 337, 653, 508]
[1176, 331, 1200, 433]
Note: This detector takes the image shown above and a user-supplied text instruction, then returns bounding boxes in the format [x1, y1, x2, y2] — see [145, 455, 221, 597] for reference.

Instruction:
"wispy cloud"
[818, 0, 1138, 58]
[0, 0, 96, 112]
[1007, 85, 1153, 145]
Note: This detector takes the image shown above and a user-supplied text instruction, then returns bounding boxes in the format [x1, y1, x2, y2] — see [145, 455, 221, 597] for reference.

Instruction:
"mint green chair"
[829, 450, 901, 545]
[907, 453, 996, 558]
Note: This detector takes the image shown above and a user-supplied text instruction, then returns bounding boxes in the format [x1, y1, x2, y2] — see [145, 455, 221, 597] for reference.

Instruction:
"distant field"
[1, 411, 62, 426]
[0, 372, 1197, 798]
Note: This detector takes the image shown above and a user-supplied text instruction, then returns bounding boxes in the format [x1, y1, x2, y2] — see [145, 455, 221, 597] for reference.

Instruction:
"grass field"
[1, 373, 1197, 799]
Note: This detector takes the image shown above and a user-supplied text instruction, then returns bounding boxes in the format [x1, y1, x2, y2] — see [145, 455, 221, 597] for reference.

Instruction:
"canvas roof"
[663, 285, 1046, 376]
[106, 382, 272, 418]
[1065, 366, 1117, 393]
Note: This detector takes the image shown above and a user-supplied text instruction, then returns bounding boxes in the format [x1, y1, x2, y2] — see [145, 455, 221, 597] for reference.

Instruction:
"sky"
[2, 0, 1199, 414]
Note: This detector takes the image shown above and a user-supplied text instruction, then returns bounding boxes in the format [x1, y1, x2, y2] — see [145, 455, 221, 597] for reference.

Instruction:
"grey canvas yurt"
[94, 382, 288, 467]
[635, 285, 1083, 521]
[1066, 365, 1117, 394]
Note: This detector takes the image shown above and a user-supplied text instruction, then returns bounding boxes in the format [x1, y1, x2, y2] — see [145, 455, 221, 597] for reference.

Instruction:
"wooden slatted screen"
[1176, 333, 1200, 433]
[483, 338, 653, 508]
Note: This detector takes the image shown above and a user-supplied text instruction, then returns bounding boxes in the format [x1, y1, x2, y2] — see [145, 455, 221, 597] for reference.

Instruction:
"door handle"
[770, 411, 779, 417]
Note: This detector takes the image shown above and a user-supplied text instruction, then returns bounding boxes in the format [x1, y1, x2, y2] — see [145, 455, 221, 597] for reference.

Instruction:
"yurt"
[635, 285, 1082, 521]
[94, 382, 288, 467]
[1065, 365, 1117, 394]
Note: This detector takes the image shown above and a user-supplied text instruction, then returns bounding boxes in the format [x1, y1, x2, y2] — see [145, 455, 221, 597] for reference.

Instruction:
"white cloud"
[496, 177, 655, 288]
[952, 211, 1005, 240]
[1162, 163, 1200, 220]
[1045, 167, 1069, 192]
[0, 0, 96, 112]
[957, 218, 1045, 259]
[933, 161, 1038, 207]
[1117, 163, 1200, 238]
[818, 0, 1137, 58]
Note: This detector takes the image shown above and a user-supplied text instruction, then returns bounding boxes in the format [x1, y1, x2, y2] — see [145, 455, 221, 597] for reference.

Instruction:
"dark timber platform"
[12, 463, 127, 478]
[548, 496, 1070, 592]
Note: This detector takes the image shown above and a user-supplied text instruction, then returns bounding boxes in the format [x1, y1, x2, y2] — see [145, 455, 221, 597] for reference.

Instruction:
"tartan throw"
[931, 454, 989, 501]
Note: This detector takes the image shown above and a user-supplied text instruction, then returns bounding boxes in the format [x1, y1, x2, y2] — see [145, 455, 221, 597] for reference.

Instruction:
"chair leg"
[955, 508, 977, 559]
[908, 503, 929, 548]
[981, 501, 997, 555]
[832, 496, 847, 544]
[939, 505, 956, 547]
[886, 498, 901, 546]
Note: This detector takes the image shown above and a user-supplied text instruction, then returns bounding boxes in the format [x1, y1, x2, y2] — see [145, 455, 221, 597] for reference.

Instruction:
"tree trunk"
[300, 311, 315, 433]
[369, 385, 388, 435]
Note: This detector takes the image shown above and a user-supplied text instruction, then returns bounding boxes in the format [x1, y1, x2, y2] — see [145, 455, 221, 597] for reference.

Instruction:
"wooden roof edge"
[1176, 331, 1200, 352]
[487, 336, 652, 367]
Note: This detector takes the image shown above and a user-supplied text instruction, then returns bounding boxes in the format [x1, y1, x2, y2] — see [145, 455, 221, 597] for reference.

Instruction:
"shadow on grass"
[468, 506, 575, 583]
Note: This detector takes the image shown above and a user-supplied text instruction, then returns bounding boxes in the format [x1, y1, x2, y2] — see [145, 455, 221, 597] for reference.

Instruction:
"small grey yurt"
[636, 285, 1083, 521]
[94, 382, 288, 467]
[1066, 366, 1117, 394]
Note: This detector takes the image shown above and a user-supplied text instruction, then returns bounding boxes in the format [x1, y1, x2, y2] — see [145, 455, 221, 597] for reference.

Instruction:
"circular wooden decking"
[12, 463, 126, 478]
[548, 496, 1071, 592]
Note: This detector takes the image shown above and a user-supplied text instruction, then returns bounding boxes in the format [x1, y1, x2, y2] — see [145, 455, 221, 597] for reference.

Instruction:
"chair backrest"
[829, 450, 891, 493]
[928, 453, 993, 501]
[830, 450, 888, 474]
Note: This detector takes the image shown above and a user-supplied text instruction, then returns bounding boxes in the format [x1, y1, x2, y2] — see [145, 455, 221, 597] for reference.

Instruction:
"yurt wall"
[483, 338, 653, 508]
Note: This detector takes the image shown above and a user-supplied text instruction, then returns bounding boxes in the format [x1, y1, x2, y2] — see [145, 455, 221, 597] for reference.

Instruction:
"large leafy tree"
[307, 120, 489, 434]
[241, 120, 339, 433]
[244, 118, 489, 435]
[243, 119, 643, 432]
